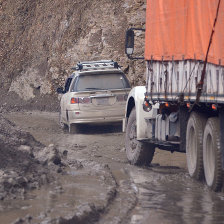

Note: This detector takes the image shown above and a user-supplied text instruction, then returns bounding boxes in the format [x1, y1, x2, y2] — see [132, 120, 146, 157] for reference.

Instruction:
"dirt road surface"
[1, 111, 224, 224]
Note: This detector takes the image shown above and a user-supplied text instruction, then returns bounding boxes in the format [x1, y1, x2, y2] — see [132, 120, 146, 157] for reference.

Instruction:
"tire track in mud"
[96, 165, 138, 224]
[49, 161, 119, 224]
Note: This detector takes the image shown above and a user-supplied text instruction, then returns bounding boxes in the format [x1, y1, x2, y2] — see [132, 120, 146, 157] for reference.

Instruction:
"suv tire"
[69, 123, 80, 134]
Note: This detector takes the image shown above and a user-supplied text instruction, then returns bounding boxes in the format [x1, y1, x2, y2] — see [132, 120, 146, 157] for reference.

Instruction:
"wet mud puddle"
[0, 166, 112, 224]
[128, 166, 224, 224]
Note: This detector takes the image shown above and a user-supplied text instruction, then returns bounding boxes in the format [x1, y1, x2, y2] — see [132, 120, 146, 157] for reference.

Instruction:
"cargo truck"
[124, 0, 224, 191]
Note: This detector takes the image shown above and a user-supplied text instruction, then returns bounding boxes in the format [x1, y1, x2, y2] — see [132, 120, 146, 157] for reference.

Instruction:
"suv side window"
[70, 77, 79, 92]
[64, 78, 73, 93]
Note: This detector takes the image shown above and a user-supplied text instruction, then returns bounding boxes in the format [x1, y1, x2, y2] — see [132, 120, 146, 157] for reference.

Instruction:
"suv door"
[60, 77, 73, 123]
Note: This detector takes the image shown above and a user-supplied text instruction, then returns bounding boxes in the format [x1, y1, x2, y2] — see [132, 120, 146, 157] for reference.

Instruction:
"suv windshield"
[75, 73, 130, 92]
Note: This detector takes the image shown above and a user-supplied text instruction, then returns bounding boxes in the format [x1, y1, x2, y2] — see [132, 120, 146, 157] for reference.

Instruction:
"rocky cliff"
[0, 0, 146, 111]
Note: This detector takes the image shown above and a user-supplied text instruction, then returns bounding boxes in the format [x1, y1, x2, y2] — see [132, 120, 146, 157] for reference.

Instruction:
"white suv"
[57, 60, 131, 133]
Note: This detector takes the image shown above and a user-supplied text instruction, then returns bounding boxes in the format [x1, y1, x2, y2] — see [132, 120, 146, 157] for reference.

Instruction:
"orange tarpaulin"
[145, 0, 224, 66]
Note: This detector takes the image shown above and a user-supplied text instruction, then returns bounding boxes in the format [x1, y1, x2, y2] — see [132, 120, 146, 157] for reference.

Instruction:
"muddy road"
[1, 111, 224, 224]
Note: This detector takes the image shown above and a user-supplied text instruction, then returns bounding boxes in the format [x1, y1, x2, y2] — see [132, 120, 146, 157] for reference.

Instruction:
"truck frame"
[124, 0, 224, 191]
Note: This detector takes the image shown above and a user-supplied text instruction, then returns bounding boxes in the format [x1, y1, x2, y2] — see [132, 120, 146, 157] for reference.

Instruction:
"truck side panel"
[146, 60, 224, 103]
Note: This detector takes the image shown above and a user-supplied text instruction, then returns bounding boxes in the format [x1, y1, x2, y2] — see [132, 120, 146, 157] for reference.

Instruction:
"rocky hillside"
[0, 0, 146, 111]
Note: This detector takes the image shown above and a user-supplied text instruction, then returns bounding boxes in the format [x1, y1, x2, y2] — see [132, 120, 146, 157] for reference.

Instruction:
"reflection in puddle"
[129, 168, 224, 224]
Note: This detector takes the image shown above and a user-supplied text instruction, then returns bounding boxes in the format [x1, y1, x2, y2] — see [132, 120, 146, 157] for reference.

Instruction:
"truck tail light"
[70, 97, 91, 104]
[116, 94, 128, 102]
[143, 98, 152, 112]
[212, 104, 217, 110]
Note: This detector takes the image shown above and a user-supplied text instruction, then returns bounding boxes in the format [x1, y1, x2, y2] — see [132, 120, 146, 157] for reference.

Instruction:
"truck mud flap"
[179, 106, 190, 152]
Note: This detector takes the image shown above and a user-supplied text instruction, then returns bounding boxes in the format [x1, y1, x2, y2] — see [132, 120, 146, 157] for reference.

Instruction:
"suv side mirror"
[125, 29, 135, 56]
[57, 87, 64, 94]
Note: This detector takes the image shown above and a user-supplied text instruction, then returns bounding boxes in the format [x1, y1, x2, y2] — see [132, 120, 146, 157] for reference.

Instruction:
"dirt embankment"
[0, 0, 146, 112]
[0, 114, 66, 201]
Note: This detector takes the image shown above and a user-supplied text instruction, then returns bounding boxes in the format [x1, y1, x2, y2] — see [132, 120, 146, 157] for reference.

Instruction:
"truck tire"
[125, 107, 155, 166]
[186, 112, 207, 180]
[69, 123, 80, 134]
[203, 117, 223, 191]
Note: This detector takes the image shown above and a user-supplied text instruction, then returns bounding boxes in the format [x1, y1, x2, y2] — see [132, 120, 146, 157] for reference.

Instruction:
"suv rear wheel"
[59, 111, 67, 130]
[69, 123, 80, 134]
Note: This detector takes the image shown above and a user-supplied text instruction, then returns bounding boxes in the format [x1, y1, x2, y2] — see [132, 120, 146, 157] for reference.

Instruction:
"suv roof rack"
[72, 60, 120, 71]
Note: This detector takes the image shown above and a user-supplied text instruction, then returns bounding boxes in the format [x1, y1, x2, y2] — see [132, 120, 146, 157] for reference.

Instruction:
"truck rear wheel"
[203, 117, 223, 191]
[186, 112, 206, 180]
[125, 107, 155, 166]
